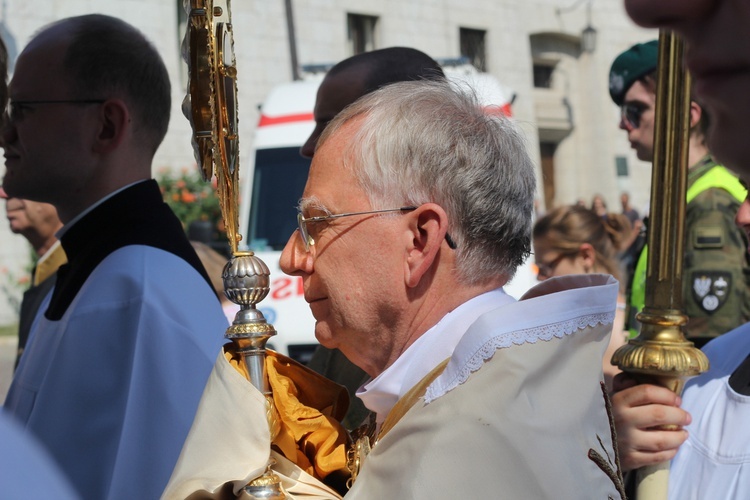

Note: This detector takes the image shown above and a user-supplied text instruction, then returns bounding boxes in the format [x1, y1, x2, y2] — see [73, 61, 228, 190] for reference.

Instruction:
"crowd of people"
[1, 0, 750, 497]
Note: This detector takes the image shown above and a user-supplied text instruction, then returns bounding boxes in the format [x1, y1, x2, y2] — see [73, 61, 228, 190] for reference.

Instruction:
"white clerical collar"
[57, 180, 148, 238]
[357, 287, 515, 423]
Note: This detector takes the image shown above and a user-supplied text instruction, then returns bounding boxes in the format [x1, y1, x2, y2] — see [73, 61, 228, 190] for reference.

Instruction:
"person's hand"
[611, 373, 692, 472]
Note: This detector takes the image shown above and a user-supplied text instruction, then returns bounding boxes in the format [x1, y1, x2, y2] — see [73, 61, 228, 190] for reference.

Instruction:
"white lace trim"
[424, 310, 615, 403]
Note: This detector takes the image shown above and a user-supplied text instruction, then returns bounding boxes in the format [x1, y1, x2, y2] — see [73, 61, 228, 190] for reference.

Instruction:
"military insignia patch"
[692, 271, 732, 313]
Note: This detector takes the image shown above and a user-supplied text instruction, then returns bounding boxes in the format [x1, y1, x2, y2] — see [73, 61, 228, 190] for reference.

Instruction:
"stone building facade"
[0, 0, 655, 324]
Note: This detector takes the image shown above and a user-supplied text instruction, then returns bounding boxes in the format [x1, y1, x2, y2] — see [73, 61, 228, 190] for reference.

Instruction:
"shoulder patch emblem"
[692, 272, 732, 313]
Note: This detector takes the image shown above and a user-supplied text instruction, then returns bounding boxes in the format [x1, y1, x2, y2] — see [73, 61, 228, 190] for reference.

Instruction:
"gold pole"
[611, 31, 709, 499]
[183, 1, 286, 497]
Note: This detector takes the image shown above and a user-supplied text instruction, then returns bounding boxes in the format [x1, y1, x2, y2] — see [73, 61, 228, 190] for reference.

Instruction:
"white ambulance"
[238, 61, 538, 364]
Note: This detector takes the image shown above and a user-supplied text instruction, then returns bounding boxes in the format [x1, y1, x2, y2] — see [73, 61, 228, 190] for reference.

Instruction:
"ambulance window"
[248, 147, 311, 251]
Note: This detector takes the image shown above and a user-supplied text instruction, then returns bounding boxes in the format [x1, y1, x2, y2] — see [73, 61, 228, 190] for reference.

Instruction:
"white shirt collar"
[357, 287, 515, 423]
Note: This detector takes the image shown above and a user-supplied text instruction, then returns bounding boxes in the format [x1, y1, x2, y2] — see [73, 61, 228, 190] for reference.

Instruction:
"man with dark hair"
[303, 47, 445, 429]
[300, 47, 445, 158]
[610, 40, 750, 345]
[1, 15, 226, 499]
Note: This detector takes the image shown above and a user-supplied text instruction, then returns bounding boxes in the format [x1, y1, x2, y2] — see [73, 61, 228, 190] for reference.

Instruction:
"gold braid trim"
[347, 358, 450, 489]
[378, 358, 450, 439]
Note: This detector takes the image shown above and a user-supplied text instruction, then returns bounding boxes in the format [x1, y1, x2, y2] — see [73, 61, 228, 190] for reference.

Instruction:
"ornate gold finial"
[222, 252, 286, 497]
[244, 460, 286, 499]
[181, 0, 241, 253]
[612, 308, 708, 396]
[223, 251, 277, 398]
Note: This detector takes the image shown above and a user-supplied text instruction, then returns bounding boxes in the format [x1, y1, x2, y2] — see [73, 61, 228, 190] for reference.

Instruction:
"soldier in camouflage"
[610, 40, 750, 347]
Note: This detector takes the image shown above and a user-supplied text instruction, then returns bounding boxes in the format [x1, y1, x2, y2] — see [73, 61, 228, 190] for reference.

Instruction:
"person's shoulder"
[702, 323, 750, 371]
[688, 185, 742, 212]
[81, 246, 224, 319]
[95, 245, 209, 280]
[0, 413, 79, 499]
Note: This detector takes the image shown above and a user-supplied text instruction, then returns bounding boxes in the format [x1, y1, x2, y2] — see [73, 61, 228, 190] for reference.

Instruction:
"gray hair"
[319, 80, 536, 284]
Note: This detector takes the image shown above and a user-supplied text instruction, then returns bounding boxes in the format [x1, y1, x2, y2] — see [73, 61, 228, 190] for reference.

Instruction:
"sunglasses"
[621, 103, 648, 130]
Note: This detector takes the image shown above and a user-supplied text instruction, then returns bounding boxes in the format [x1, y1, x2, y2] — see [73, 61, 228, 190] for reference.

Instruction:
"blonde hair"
[533, 205, 632, 281]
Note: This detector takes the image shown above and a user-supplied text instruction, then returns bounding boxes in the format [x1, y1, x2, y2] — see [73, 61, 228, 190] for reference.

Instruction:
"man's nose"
[1, 119, 17, 147]
[735, 199, 750, 229]
[279, 231, 313, 276]
[619, 117, 634, 132]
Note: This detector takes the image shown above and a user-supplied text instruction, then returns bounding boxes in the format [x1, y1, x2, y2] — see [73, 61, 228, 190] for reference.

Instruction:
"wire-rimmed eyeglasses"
[296, 206, 457, 252]
[5, 99, 107, 123]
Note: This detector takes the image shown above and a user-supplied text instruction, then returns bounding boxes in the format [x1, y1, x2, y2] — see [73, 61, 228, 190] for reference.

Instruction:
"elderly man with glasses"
[609, 40, 750, 346]
[167, 80, 625, 498]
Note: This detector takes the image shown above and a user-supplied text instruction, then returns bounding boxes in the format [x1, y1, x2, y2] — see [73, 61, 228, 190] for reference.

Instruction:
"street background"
[0, 335, 15, 402]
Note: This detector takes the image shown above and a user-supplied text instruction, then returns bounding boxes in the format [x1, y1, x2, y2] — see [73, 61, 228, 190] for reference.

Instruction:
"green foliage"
[0, 264, 30, 316]
[156, 168, 225, 241]
[0, 323, 18, 337]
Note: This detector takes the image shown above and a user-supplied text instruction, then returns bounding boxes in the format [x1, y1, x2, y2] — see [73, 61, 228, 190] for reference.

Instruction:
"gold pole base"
[243, 462, 287, 499]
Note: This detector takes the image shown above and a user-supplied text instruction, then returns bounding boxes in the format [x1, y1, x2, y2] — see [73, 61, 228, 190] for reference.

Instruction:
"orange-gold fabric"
[224, 347, 350, 481]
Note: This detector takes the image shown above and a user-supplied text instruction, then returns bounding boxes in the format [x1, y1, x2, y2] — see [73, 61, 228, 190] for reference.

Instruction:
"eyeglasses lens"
[297, 213, 313, 251]
[622, 104, 643, 129]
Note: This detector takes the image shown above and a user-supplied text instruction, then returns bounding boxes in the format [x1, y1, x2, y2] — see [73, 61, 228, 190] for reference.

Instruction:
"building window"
[348, 14, 378, 55]
[533, 63, 555, 88]
[616, 156, 629, 177]
[460, 27, 487, 72]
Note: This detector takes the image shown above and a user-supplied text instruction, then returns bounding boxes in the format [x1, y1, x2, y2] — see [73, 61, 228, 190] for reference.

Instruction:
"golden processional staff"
[612, 30, 709, 499]
[182, 1, 288, 497]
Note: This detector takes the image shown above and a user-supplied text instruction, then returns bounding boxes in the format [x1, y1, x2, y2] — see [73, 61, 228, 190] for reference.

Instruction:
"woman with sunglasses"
[533, 205, 631, 392]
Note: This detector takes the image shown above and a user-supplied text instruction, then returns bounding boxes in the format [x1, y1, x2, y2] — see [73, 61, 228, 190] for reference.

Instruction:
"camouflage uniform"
[628, 155, 750, 345]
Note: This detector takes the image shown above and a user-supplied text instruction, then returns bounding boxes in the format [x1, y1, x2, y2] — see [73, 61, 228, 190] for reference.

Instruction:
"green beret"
[609, 40, 658, 106]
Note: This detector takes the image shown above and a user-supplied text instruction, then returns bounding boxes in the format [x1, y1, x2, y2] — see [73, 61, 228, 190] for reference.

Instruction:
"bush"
[156, 167, 227, 246]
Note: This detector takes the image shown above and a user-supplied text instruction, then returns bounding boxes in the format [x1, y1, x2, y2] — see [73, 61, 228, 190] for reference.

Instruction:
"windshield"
[248, 147, 311, 251]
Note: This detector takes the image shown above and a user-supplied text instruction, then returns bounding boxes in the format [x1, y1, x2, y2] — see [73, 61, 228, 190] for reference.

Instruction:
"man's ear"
[579, 242, 596, 272]
[688, 101, 702, 130]
[404, 203, 450, 288]
[92, 99, 130, 154]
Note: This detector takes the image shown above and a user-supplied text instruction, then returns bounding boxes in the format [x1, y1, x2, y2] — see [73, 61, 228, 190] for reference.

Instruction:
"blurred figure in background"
[533, 205, 630, 391]
[620, 191, 640, 226]
[190, 240, 237, 324]
[591, 194, 608, 218]
[0, 187, 65, 368]
[618, 191, 645, 280]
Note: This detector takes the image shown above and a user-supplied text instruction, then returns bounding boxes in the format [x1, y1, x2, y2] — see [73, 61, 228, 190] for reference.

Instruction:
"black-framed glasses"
[536, 253, 572, 279]
[5, 99, 107, 123]
[621, 103, 647, 130]
[296, 205, 458, 252]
